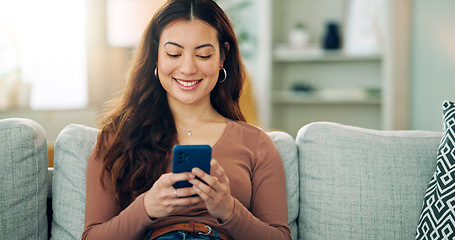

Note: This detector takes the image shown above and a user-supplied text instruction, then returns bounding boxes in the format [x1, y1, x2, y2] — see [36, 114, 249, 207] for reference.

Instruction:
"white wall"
[410, 1, 455, 131]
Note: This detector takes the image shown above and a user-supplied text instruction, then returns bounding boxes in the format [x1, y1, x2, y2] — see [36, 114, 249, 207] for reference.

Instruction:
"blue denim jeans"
[145, 229, 223, 240]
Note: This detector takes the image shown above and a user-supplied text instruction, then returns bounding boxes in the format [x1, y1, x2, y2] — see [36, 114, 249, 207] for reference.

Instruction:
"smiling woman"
[82, 1, 291, 240]
[0, 0, 87, 110]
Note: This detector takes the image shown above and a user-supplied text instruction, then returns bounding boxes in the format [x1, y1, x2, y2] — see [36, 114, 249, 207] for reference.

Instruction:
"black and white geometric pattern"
[416, 101, 455, 240]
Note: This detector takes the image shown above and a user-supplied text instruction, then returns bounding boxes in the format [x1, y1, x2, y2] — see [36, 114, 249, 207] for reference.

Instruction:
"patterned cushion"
[296, 121, 441, 239]
[416, 101, 455, 239]
[0, 118, 48, 240]
[267, 131, 299, 240]
[51, 124, 98, 240]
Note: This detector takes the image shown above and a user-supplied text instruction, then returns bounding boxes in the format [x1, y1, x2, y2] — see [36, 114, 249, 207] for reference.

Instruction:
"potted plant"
[288, 22, 309, 48]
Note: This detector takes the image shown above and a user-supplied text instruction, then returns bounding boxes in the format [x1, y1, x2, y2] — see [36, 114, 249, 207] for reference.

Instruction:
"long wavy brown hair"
[96, 0, 246, 208]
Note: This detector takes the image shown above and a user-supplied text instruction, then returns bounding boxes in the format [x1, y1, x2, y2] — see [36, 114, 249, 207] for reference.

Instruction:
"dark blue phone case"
[172, 144, 212, 189]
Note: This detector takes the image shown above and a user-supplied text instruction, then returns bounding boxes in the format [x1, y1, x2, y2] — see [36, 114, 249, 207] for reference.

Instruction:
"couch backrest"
[50, 124, 98, 240]
[296, 122, 441, 240]
[50, 124, 299, 240]
[0, 118, 48, 240]
[267, 131, 299, 240]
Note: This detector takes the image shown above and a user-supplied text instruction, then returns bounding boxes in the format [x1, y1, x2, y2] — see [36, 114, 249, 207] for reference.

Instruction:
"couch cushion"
[296, 122, 441, 239]
[0, 118, 48, 240]
[416, 101, 455, 239]
[51, 124, 98, 240]
[267, 131, 299, 240]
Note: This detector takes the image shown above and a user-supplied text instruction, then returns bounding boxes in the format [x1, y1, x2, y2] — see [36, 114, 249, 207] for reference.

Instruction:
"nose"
[179, 55, 198, 75]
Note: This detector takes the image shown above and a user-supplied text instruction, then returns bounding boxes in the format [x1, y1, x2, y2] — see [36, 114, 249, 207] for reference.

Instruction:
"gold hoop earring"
[154, 67, 159, 79]
[219, 68, 227, 83]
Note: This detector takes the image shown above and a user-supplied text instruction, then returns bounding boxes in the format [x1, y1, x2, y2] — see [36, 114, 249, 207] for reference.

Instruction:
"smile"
[174, 78, 202, 87]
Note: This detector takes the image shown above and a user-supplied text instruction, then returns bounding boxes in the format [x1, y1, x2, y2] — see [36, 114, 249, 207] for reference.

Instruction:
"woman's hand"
[190, 159, 234, 222]
[143, 172, 202, 219]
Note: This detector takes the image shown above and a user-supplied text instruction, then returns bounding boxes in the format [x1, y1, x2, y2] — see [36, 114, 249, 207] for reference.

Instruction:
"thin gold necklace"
[176, 120, 212, 136]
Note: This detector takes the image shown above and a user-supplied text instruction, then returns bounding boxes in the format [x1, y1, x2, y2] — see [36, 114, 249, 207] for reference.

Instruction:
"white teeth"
[176, 79, 200, 87]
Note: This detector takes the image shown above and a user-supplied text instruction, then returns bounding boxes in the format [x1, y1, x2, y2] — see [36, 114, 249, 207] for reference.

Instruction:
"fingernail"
[192, 168, 201, 174]
[189, 173, 195, 179]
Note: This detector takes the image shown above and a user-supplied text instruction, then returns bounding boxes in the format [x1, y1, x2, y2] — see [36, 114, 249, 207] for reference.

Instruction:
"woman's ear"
[220, 42, 230, 67]
[224, 42, 230, 52]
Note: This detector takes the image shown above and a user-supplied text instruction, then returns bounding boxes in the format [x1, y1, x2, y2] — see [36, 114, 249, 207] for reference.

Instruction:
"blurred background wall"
[0, 0, 454, 144]
[410, 1, 455, 131]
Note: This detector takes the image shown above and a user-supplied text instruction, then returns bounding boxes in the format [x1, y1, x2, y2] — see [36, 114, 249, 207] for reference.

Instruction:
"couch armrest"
[0, 118, 49, 240]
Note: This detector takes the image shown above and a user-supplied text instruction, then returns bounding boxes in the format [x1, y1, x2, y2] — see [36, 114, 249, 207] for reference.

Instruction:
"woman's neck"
[169, 99, 223, 127]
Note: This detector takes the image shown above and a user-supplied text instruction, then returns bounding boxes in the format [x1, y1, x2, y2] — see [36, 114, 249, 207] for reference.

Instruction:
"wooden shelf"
[273, 47, 382, 63]
[272, 90, 381, 105]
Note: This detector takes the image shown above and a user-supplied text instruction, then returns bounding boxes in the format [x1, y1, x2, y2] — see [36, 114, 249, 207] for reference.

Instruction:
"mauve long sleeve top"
[82, 119, 291, 240]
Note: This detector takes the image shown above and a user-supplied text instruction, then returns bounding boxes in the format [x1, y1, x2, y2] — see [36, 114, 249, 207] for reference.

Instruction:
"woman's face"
[157, 19, 224, 107]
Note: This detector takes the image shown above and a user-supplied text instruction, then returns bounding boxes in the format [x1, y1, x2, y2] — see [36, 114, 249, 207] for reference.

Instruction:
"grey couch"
[0, 118, 442, 240]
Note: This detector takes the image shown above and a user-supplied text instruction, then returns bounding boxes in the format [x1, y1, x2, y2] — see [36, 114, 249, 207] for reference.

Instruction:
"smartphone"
[172, 144, 212, 189]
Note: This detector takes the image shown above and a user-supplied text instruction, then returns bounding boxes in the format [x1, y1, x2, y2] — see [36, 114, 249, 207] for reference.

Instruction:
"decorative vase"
[323, 21, 341, 50]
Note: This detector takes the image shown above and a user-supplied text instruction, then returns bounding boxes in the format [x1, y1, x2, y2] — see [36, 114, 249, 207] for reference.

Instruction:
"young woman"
[82, 0, 291, 239]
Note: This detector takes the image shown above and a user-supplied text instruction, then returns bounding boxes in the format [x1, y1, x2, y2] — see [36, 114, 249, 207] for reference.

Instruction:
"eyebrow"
[164, 41, 215, 50]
